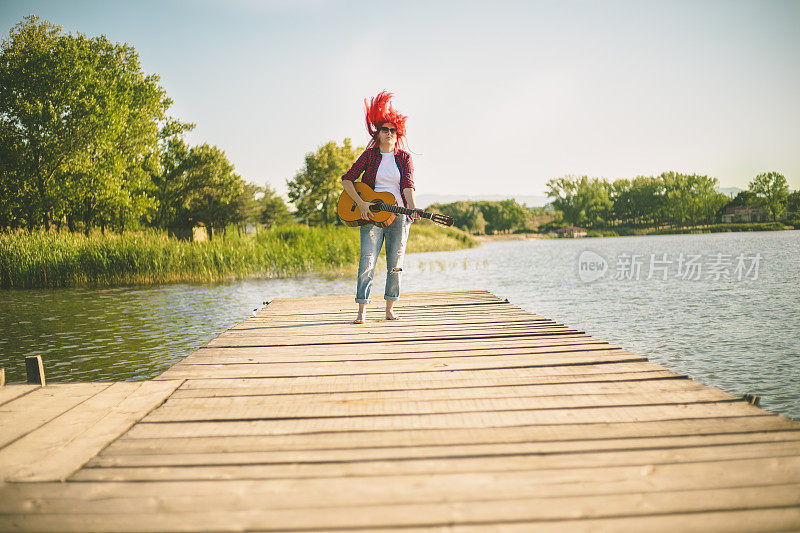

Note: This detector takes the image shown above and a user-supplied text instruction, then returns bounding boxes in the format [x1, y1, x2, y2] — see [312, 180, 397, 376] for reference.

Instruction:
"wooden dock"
[1, 290, 799, 531]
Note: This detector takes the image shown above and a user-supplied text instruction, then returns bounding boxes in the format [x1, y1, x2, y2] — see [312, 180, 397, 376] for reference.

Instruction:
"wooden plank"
[181, 336, 605, 360]
[142, 389, 738, 423]
[157, 353, 652, 380]
[168, 376, 705, 400]
[202, 328, 582, 348]
[72, 441, 800, 478]
[5, 508, 795, 533]
[5, 456, 800, 512]
[230, 317, 553, 330]
[103, 417, 800, 455]
[217, 322, 565, 339]
[180, 340, 613, 364]
[0, 383, 110, 449]
[89, 431, 800, 467]
[176, 370, 682, 393]
[125, 402, 772, 439]
[0, 380, 181, 482]
[180, 345, 630, 365]
[0, 385, 38, 407]
[4, 485, 798, 532]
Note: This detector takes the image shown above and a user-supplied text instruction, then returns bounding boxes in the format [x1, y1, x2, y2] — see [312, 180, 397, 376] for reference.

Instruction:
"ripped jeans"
[355, 215, 410, 304]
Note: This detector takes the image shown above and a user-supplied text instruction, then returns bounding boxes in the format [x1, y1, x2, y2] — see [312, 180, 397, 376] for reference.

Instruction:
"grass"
[0, 222, 478, 289]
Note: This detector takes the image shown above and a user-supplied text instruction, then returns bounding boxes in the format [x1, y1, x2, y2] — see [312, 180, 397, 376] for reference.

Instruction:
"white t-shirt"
[374, 151, 403, 207]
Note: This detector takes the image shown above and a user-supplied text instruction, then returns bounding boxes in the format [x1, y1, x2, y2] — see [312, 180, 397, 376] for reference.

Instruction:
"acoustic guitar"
[337, 182, 454, 228]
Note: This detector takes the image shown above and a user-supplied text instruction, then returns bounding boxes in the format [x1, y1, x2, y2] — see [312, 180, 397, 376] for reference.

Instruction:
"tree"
[0, 16, 171, 231]
[235, 182, 263, 231]
[628, 176, 665, 227]
[786, 190, 800, 216]
[748, 171, 789, 221]
[546, 175, 582, 226]
[479, 199, 530, 233]
[258, 184, 291, 228]
[286, 139, 361, 225]
[610, 178, 633, 227]
[727, 190, 758, 207]
[546, 175, 612, 229]
[152, 126, 195, 229]
[183, 144, 246, 239]
[428, 201, 485, 233]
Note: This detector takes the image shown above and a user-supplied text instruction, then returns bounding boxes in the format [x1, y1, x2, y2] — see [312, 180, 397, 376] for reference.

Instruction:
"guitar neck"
[373, 203, 433, 220]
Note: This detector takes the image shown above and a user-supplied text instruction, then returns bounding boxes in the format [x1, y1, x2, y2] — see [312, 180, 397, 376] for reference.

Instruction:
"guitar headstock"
[429, 213, 454, 227]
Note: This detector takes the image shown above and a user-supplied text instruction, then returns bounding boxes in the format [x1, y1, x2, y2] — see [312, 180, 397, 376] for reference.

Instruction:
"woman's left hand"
[409, 210, 421, 223]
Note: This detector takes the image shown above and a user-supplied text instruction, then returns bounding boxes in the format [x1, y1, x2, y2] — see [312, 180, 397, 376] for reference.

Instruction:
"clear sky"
[2, 0, 799, 199]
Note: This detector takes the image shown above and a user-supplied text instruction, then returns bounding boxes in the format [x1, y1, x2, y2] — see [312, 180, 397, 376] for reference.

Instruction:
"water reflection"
[1, 230, 798, 419]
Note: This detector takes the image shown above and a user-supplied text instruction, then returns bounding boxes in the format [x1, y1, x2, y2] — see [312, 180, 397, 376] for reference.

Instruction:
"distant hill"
[416, 194, 550, 209]
[717, 187, 744, 198]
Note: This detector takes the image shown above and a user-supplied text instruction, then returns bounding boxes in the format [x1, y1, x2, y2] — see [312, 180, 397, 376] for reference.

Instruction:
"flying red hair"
[364, 91, 408, 150]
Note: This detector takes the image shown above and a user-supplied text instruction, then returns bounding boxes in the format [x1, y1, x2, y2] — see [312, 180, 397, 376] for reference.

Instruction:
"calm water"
[1, 230, 798, 419]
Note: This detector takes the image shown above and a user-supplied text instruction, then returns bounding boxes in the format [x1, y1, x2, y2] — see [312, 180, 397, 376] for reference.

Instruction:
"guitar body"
[337, 182, 455, 228]
[337, 182, 398, 228]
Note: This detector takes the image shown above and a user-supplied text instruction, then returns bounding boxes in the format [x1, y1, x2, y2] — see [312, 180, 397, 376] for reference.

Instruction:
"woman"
[341, 91, 420, 324]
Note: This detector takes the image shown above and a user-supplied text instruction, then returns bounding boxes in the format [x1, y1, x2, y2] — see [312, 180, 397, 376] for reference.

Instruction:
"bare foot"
[385, 312, 400, 321]
[352, 316, 365, 324]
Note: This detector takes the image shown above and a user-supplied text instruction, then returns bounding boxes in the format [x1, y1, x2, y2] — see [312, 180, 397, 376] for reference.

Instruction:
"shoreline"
[470, 223, 795, 242]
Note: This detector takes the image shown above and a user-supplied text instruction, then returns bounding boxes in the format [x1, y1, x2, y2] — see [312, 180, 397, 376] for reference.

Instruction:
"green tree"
[786, 190, 800, 216]
[728, 190, 758, 207]
[287, 139, 361, 225]
[479, 199, 530, 233]
[628, 176, 666, 227]
[0, 16, 171, 231]
[546, 175, 582, 226]
[152, 133, 249, 238]
[183, 144, 246, 239]
[428, 201, 485, 233]
[236, 182, 263, 230]
[151, 123, 196, 229]
[748, 171, 789, 221]
[546, 175, 612, 229]
[610, 178, 633, 227]
[0, 119, 27, 229]
[258, 184, 291, 228]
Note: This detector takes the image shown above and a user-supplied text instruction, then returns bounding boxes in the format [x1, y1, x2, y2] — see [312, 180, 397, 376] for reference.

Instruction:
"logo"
[578, 250, 608, 282]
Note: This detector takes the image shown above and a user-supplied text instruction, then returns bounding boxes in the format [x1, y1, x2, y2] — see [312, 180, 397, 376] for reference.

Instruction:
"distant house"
[720, 205, 768, 223]
[192, 223, 208, 242]
[169, 223, 209, 242]
[556, 226, 588, 238]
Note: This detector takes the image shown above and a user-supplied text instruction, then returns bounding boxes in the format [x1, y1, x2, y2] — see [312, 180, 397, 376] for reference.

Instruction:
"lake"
[1, 230, 798, 419]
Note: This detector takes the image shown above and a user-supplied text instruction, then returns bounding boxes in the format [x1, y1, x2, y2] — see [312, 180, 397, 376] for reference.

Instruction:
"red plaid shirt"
[341, 147, 414, 207]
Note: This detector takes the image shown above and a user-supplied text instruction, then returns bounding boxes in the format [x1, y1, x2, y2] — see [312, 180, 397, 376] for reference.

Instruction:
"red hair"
[364, 91, 408, 150]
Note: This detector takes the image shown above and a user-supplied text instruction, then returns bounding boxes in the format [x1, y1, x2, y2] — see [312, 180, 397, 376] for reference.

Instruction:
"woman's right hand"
[358, 201, 372, 221]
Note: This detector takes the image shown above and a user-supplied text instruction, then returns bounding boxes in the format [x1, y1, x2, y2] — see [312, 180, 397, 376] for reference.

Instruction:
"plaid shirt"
[341, 147, 414, 207]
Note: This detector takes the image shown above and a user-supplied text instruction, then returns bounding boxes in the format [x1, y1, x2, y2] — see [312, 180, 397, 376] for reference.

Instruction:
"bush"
[586, 229, 619, 238]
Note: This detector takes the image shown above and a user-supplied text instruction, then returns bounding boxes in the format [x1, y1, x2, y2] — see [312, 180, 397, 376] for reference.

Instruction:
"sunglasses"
[380, 126, 397, 135]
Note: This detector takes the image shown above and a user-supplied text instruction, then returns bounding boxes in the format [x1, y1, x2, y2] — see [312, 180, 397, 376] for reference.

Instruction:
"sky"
[2, 0, 799, 200]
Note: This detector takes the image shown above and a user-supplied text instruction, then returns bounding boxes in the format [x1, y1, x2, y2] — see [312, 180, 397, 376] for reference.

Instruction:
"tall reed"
[0, 223, 477, 289]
